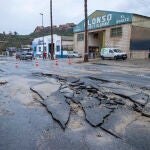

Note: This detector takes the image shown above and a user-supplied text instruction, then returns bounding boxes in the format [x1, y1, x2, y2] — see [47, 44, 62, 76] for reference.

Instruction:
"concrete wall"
[131, 26, 150, 40]
[74, 33, 84, 55]
[130, 50, 149, 59]
[132, 15, 150, 28]
[105, 24, 131, 57]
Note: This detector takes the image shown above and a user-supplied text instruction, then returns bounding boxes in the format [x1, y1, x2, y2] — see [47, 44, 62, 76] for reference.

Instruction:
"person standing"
[43, 51, 47, 60]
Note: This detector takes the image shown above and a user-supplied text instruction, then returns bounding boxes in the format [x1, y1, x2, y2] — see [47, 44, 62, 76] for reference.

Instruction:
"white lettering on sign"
[116, 15, 130, 24]
[88, 14, 112, 26]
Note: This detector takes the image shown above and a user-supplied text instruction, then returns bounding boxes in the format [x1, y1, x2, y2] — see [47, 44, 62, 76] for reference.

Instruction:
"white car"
[67, 51, 82, 58]
[101, 48, 127, 60]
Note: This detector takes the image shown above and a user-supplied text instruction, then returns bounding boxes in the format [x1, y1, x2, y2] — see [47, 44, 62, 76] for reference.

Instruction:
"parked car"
[34, 53, 43, 59]
[16, 52, 21, 59]
[67, 51, 82, 58]
[101, 48, 127, 60]
[19, 52, 33, 60]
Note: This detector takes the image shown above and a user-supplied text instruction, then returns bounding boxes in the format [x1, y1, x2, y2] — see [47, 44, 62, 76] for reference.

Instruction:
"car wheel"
[114, 56, 117, 60]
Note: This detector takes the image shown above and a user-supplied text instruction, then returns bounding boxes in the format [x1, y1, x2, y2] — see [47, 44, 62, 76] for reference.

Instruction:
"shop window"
[110, 27, 122, 37]
[56, 45, 60, 52]
[77, 34, 84, 41]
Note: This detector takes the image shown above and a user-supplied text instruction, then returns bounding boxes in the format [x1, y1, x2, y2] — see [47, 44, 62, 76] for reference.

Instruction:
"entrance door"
[48, 43, 55, 54]
[88, 46, 100, 58]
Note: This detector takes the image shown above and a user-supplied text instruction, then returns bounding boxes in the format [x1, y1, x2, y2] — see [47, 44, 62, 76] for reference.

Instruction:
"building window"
[56, 45, 60, 52]
[62, 45, 73, 51]
[110, 27, 122, 37]
[77, 34, 84, 41]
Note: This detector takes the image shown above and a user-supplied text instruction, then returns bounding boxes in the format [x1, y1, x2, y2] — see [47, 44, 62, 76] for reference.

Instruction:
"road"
[0, 57, 150, 150]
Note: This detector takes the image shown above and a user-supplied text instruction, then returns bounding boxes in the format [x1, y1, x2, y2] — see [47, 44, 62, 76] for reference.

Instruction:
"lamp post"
[50, 0, 54, 60]
[40, 13, 44, 53]
[84, 0, 88, 62]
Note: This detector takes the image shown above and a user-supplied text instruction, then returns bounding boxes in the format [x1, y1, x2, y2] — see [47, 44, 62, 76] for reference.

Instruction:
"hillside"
[0, 23, 75, 51]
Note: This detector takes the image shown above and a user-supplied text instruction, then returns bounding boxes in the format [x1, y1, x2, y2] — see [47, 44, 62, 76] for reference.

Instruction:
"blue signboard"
[73, 10, 132, 33]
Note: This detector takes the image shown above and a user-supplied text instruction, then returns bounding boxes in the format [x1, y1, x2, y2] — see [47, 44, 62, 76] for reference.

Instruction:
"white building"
[32, 34, 73, 58]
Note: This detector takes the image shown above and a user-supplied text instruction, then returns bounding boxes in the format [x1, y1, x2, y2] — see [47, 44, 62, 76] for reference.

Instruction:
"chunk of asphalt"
[30, 80, 60, 100]
[72, 89, 88, 104]
[60, 87, 73, 94]
[84, 106, 112, 126]
[129, 93, 149, 106]
[80, 77, 100, 90]
[60, 87, 74, 99]
[69, 81, 84, 87]
[44, 92, 70, 129]
[114, 98, 125, 105]
[101, 83, 138, 97]
[79, 97, 112, 126]
[66, 77, 80, 83]
[80, 97, 100, 109]
[101, 108, 137, 138]
[142, 102, 150, 117]
[101, 83, 149, 106]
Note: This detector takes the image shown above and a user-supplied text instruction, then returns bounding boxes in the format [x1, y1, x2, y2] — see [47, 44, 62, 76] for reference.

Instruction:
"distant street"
[0, 56, 150, 150]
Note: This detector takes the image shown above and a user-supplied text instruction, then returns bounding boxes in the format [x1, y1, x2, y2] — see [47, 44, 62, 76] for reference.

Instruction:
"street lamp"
[84, 0, 88, 62]
[40, 13, 44, 53]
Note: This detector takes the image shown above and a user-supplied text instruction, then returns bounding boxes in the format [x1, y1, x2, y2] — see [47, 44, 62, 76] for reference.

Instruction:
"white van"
[101, 48, 127, 60]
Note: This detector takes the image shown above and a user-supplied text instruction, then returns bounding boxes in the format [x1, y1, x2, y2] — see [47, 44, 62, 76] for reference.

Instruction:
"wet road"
[0, 57, 150, 150]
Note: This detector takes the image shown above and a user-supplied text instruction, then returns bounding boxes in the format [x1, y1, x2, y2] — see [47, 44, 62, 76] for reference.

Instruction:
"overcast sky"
[0, 0, 149, 35]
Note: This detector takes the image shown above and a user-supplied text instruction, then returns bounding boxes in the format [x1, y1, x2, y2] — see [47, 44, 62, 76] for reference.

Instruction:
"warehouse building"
[73, 10, 150, 59]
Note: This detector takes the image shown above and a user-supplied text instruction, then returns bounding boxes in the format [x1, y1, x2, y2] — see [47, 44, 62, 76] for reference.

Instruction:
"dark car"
[16, 52, 21, 59]
[20, 52, 33, 60]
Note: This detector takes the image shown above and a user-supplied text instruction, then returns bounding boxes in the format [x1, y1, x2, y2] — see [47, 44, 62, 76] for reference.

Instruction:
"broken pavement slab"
[30, 79, 60, 100]
[72, 89, 89, 104]
[142, 102, 150, 117]
[43, 92, 70, 129]
[130, 93, 149, 106]
[123, 118, 150, 150]
[101, 108, 138, 138]
[59, 87, 74, 99]
[80, 97, 112, 126]
[100, 83, 149, 106]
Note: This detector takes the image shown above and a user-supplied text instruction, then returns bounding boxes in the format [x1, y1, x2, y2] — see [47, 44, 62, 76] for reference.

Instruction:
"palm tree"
[84, 0, 88, 62]
[50, 0, 54, 60]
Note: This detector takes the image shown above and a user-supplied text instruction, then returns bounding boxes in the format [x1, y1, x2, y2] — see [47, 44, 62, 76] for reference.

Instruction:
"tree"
[84, 0, 88, 62]
[14, 31, 18, 36]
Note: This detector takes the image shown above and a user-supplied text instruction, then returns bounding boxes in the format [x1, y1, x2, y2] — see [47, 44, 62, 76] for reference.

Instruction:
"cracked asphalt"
[0, 57, 150, 150]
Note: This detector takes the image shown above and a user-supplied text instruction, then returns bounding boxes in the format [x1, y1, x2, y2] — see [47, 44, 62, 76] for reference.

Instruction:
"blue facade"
[130, 40, 150, 50]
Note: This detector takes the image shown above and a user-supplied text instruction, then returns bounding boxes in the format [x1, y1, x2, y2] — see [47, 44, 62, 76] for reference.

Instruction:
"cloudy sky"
[0, 0, 149, 35]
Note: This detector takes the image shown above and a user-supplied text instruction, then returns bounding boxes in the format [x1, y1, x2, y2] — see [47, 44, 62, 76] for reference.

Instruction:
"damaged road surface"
[0, 57, 150, 150]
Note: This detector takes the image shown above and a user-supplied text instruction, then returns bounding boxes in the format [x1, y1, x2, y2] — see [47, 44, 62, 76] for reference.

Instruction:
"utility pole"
[50, 0, 54, 60]
[84, 0, 88, 62]
[40, 13, 44, 53]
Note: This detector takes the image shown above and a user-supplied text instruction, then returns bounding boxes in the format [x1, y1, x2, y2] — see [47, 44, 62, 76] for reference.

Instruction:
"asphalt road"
[0, 57, 150, 150]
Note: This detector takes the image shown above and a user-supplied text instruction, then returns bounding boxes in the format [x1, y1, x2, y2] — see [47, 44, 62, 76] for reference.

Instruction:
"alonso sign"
[73, 10, 132, 33]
